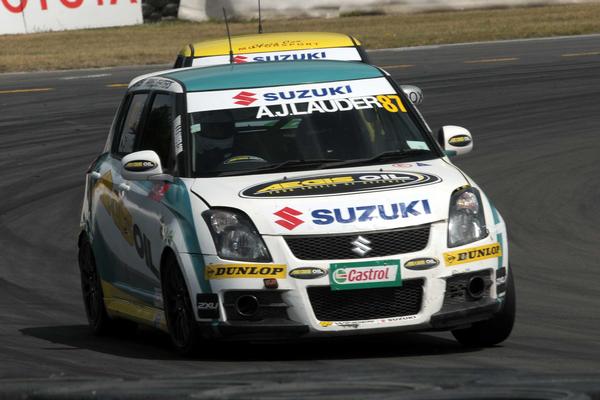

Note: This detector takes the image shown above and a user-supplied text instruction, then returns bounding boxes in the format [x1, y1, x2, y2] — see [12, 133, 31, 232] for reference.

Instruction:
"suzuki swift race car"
[78, 60, 515, 354]
[173, 32, 369, 68]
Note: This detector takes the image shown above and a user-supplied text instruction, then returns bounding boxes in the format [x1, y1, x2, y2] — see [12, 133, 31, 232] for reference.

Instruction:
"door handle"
[118, 182, 131, 192]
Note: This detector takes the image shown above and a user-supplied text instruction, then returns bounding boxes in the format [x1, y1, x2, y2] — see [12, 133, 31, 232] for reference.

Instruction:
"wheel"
[78, 236, 113, 335]
[452, 267, 516, 347]
[162, 257, 201, 355]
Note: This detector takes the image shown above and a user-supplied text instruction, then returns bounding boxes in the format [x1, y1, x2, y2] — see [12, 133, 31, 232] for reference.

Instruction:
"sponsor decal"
[233, 91, 257, 106]
[242, 172, 441, 198]
[312, 199, 431, 225]
[205, 264, 286, 279]
[289, 267, 327, 279]
[256, 51, 327, 62]
[237, 39, 320, 51]
[94, 172, 159, 277]
[274, 207, 304, 230]
[124, 160, 156, 172]
[262, 84, 353, 102]
[132, 77, 176, 92]
[96, 171, 133, 245]
[444, 243, 502, 266]
[232, 51, 332, 64]
[330, 260, 401, 290]
[335, 322, 360, 329]
[187, 77, 396, 113]
[192, 48, 362, 68]
[223, 155, 265, 164]
[448, 135, 472, 147]
[254, 94, 406, 119]
[159, 216, 174, 247]
[173, 115, 183, 155]
[319, 315, 417, 328]
[385, 315, 418, 322]
[196, 293, 219, 319]
[149, 182, 170, 202]
[404, 257, 439, 271]
[273, 200, 431, 229]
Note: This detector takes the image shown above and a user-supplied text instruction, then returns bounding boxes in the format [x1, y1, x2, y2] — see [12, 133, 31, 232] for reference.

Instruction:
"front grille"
[285, 225, 430, 260]
[307, 279, 424, 321]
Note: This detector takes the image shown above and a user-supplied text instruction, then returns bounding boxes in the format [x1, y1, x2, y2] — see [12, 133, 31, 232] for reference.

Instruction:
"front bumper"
[430, 300, 501, 330]
[189, 221, 507, 338]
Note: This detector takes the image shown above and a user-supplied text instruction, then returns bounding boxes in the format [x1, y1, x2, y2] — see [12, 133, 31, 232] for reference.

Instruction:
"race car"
[173, 31, 369, 68]
[78, 60, 515, 354]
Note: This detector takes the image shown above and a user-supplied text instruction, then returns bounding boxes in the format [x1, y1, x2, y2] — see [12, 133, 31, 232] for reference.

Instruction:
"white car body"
[79, 60, 510, 346]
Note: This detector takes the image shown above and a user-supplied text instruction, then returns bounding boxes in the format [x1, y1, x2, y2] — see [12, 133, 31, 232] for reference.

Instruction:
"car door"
[118, 91, 179, 308]
[90, 92, 150, 293]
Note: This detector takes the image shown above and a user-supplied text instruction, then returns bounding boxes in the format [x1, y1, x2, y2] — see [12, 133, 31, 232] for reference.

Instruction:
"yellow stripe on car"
[102, 280, 167, 331]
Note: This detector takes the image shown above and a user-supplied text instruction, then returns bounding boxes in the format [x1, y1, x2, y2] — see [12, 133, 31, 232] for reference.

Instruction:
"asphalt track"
[1, 34, 599, 399]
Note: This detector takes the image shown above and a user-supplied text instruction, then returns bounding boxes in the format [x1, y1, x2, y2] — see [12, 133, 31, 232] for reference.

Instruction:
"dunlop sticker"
[205, 264, 286, 279]
[444, 243, 502, 266]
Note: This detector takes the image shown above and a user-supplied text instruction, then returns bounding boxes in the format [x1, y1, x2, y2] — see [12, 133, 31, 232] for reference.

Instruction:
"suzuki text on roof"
[79, 61, 514, 354]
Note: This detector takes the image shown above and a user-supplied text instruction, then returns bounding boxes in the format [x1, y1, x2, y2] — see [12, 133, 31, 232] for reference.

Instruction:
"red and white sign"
[1, 0, 142, 35]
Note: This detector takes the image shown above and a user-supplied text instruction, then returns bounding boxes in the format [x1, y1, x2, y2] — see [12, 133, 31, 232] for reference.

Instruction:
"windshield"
[188, 77, 438, 177]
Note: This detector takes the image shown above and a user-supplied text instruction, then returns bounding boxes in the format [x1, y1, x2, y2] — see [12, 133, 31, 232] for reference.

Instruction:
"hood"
[191, 159, 468, 235]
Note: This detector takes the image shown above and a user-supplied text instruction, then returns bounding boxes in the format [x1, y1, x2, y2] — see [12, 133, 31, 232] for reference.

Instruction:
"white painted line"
[60, 73, 112, 80]
[464, 57, 519, 64]
[561, 51, 600, 57]
[0, 88, 53, 95]
[369, 33, 600, 53]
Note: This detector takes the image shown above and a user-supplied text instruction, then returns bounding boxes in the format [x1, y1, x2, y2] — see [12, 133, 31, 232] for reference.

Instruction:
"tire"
[162, 256, 201, 355]
[452, 267, 516, 347]
[78, 237, 113, 335]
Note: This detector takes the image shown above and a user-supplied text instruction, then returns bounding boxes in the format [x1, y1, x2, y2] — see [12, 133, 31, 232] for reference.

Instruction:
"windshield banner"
[187, 77, 398, 113]
[191, 47, 363, 67]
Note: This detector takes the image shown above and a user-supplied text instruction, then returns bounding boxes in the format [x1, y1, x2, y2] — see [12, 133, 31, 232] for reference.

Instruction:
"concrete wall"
[179, 0, 600, 21]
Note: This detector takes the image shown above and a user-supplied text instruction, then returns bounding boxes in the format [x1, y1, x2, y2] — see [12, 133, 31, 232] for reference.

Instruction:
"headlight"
[447, 187, 488, 247]
[202, 209, 271, 262]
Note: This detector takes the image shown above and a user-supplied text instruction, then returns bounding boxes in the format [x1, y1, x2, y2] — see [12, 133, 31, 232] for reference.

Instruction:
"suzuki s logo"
[274, 207, 304, 230]
[351, 236, 372, 257]
[233, 55, 248, 64]
[233, 91, 257, 106]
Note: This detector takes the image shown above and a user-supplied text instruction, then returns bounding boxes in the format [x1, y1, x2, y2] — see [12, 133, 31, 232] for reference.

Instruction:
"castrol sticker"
[329, 260, 401, 290]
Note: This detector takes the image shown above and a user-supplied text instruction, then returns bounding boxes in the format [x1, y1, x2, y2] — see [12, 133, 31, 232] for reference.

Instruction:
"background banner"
[0, 0, 143, 35]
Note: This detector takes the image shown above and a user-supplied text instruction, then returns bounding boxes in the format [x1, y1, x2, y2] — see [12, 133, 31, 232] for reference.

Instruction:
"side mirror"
[438, 126, 473, 157]
[400, 85, 423, 105]
[121, 150, 172, 182]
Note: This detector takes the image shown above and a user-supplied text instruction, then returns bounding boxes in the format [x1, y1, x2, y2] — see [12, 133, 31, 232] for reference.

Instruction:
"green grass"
[1, 3, 600, 72]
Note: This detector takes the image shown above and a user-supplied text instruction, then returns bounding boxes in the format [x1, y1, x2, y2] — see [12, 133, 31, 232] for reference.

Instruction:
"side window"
[136, 94, 176, 172]
[116, 93, 148, 155]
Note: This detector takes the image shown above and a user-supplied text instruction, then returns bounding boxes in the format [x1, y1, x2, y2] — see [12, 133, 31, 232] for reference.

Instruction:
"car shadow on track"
[21, 325, 481, 361]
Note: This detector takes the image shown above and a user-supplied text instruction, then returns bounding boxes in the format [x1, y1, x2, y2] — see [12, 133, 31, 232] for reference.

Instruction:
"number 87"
[376, 95, 407, 113]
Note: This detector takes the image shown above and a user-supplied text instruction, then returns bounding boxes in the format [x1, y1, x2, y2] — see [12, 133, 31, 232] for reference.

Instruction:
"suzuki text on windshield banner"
[192, 47, 362, 67]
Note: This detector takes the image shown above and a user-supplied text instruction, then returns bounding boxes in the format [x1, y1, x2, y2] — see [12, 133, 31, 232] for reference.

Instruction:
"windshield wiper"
[216, 158, 342, 176]
[318, 149, 433, 170]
